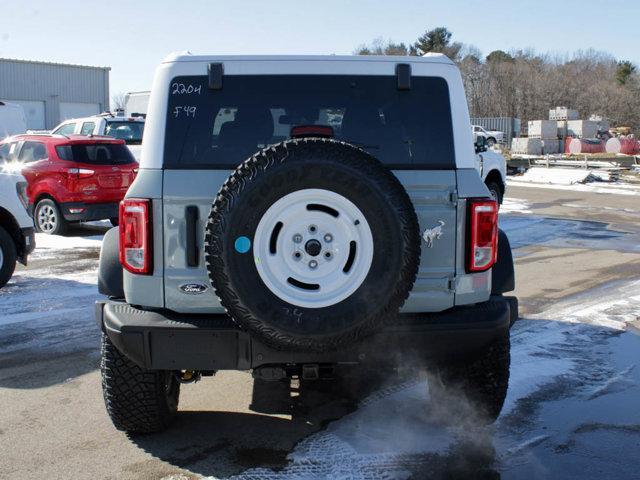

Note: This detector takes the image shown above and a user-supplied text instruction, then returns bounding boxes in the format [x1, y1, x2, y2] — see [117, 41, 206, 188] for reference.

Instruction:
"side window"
[53, 123, 76, 136]
[0, 143, 10, 161]
[80, 122, 96, 135]
[18, 141, 48, 163]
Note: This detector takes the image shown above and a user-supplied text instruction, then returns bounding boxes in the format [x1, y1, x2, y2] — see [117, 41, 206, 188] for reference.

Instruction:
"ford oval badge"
[179, 283, 208, 295]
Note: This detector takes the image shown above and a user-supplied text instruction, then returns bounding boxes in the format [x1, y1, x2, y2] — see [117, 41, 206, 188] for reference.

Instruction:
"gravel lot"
[1, 185, 639, 480]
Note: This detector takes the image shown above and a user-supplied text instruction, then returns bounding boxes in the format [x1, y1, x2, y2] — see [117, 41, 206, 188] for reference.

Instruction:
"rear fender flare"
[98, 227, 124, 298]
[491, 229, 515, 294]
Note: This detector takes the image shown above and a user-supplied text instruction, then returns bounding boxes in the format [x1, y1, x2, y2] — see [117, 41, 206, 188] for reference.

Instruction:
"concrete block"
[566, 120, 598, 138]
[528, 120, 557, 139]
[589, 115, 610, 133]
[557, 120, 567, 138]
[511, 137, 542, 155]
[542, 139, 561, 154]
[549, 107, 579, 121]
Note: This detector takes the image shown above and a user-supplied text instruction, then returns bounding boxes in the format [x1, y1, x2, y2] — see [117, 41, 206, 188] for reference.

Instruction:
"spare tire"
[205, 138, 420, 352]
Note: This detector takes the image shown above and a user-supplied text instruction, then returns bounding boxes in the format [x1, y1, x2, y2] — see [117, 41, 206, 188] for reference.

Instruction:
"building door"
[59, 102, 100, 122]
[1, 99, 45, 130]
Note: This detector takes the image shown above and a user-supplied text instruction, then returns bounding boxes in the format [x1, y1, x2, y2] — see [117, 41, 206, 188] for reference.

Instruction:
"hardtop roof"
[161, 52, 454, 66]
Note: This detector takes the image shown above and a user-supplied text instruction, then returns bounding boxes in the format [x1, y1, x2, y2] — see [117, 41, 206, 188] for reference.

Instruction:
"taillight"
[466, 199, 498, 272]
[67, 168, 95, 178]
[119, 198, 152, 274]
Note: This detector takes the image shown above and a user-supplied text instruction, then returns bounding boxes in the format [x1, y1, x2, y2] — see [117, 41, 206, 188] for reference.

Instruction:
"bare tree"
[111, 92, 127, 112]
[354, 37, 412, 56]
[355, 30, 640, 129]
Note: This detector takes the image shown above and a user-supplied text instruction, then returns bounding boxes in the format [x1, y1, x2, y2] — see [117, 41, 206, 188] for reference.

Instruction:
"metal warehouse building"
[0, 58, 110, 130]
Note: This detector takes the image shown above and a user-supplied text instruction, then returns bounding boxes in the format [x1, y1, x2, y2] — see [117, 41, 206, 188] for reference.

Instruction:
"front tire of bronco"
[427, 334, 510, 424]
[101, 333, 180, 433]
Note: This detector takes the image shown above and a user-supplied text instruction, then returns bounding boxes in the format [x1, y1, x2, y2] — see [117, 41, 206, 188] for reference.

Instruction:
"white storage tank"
[605, 136, 640, 155]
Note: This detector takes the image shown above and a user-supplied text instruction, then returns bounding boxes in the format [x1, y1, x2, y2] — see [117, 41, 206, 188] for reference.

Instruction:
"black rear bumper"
[61, 202, 119, 222]
[97, 296, 517, 371]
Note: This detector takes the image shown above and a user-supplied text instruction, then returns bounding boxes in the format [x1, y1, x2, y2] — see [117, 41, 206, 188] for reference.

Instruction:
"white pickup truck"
[50, 113, 144, 161]
[473, 124, 505, 146]
[474, 132, 506, 204]
[0, 167, 35, 288]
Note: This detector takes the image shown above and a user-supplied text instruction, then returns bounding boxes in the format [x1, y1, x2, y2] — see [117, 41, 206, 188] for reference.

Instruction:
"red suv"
[0, 135, 138, 235]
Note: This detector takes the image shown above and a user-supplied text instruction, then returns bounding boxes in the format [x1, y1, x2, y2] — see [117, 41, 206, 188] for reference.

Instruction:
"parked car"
[0, 134, 138, 235]
[97, 53, 518, 433]
[0, 101, 27, 139]
[473, 134, 507, 204]
[0, 168, 35, 288]
[472, 124, 505, 146]
[50, 113, 145, 161]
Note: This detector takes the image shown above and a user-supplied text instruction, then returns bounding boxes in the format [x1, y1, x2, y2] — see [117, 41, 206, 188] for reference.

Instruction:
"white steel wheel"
[37, 203, 59, 234]
[253, 188, 374, 308]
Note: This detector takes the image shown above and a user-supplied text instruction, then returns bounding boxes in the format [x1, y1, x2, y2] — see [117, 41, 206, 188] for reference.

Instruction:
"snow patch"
[501, 197, 533, 214]
[508, 179, 640, 196]
[34, 232, 103, 250]
[203, 279, 640, 479]
[517, 167, 595, 185]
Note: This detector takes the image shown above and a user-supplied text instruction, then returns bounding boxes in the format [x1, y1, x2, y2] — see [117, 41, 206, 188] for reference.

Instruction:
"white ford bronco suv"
[96, 53, 518, 433]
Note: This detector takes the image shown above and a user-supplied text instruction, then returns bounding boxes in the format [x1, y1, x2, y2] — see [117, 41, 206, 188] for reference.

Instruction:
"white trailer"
[124, 91, 150, 118]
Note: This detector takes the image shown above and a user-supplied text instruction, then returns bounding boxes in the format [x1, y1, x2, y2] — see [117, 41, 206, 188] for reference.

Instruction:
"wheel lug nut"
[308, 225, 317, 234]
[324, 233, 333, 243]
[309, 260, 318, 269]
[293, 234, 303, 243]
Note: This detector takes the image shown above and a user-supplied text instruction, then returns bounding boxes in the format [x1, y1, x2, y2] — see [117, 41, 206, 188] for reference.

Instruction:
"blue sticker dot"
[234, 236, 251, 254]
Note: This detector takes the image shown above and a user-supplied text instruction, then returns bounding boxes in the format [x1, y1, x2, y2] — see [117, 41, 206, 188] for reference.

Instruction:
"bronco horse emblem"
[422, 220, 445, 248]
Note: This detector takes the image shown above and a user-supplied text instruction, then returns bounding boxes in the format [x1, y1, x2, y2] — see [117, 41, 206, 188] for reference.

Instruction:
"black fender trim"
[98, 227, 124, 298]
[492, 229, 515, 294]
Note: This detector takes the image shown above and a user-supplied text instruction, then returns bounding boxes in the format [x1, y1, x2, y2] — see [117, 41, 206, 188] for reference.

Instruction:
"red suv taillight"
[466, 199, 498, 273]
[119, 198, 152, 275]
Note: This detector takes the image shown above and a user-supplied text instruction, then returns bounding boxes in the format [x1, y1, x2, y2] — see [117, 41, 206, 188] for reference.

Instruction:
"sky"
[1, 0, 639, 104]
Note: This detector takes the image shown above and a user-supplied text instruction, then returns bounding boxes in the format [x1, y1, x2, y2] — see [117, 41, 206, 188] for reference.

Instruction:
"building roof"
[0, 57, 110, 71]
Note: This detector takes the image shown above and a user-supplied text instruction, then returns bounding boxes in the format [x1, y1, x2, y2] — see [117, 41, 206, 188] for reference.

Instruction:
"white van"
[0, 102, 27, 139]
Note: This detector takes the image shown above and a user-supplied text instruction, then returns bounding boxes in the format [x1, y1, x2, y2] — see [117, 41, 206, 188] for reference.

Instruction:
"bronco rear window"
[164, 75, 455, 169]
[56, 143, 135, 165]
